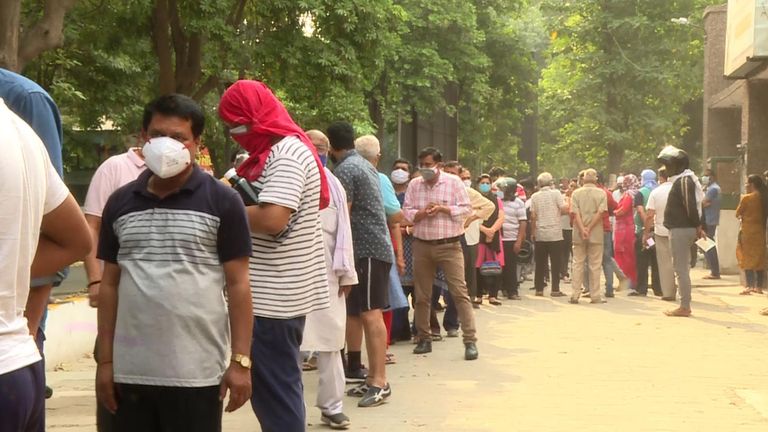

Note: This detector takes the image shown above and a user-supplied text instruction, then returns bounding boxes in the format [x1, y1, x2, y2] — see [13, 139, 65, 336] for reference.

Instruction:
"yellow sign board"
[725, 0, 768, 77]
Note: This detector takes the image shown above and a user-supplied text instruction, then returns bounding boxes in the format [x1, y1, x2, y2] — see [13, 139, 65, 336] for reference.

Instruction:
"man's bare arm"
[31, 194, 91, 279]
[246, 203, 293, 236]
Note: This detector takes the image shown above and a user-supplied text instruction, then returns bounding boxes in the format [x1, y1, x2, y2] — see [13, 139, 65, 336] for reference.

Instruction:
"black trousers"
[114, 384, 222, 432]
[561, 230, 573, 277]
[535, 240, 563, 292]
[635, 233, 661, 295]
[502, 240, 520, 296]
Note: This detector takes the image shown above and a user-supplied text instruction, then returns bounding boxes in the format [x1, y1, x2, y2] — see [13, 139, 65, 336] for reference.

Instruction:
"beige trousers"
[654, 234, 676, 298]
[571, 241, 604, 302]
[413, 239, 477, 343]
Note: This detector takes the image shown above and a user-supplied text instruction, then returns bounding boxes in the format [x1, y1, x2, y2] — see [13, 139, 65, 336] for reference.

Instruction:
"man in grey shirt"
[328, 121, 393, 408]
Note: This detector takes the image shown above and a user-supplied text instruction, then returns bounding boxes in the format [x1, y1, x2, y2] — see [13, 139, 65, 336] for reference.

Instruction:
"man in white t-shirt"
[0, 99, 91, 432]
[644, 168, 675, 300]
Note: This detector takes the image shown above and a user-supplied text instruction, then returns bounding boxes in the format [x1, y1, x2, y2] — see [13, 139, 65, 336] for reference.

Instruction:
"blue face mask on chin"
[319, 154, 328, 167]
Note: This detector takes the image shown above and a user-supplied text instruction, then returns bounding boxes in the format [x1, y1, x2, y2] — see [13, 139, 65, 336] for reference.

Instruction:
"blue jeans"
[704, 225, 720, 277]
[250, 316, 306, 432]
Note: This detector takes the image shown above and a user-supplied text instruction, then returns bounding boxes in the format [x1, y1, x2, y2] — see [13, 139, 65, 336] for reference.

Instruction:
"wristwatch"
[231, 354, 252, 369]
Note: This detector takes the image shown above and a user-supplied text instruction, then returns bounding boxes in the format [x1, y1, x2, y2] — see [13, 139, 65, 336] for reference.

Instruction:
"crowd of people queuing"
[3, 70, 768, 432]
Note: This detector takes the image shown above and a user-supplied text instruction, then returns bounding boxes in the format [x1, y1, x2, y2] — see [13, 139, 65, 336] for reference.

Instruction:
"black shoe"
[551, 291, 566, 297]
[321, 412, 351, 429]
[605, 292, 615, 298]
[628, 291, 647, 297]
[45, 386, 53, 399]
[345, 367, 368, 384]
[413, 339, 432, 354]
[661, 296, 676, 302]
[464, 342, 479, 361]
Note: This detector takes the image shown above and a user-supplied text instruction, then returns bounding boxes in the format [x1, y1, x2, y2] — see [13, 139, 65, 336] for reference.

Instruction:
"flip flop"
[664, 308, 692, 317]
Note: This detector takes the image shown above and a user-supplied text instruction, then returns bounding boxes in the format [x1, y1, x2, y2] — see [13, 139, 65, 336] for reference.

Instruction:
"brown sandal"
[740, 288, 753, 295]
[760, 308, 768, 316]
[664, 308, 692, 317]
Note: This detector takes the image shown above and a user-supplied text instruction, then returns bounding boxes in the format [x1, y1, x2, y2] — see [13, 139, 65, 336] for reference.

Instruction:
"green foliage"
[537, 0, 721, 176]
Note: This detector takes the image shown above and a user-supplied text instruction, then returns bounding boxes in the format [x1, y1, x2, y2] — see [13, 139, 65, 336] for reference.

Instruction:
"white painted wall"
[716, 209, 740, 274]
[43, 297, 97, 370]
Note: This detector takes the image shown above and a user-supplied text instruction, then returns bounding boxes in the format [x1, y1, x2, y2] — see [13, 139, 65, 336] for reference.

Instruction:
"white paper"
[695, 237, 716, 252]
[646, 237, 655, 248]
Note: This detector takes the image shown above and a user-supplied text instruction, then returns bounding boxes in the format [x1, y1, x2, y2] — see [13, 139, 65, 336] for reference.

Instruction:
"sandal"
[740, 288, 753, 295]
[751, 288, 764, 294]
[385, 352, 396, 365]
[664, 308, 692, 317]
[489, 298, 502, 306]
[760, 308, 768, 316]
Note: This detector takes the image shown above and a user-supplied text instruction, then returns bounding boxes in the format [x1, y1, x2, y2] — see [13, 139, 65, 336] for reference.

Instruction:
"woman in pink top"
[614, 174, 639, 287]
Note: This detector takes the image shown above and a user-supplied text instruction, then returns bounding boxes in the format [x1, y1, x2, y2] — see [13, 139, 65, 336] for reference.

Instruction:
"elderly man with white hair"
[301, 130, 357, 428]
[529, 172, 569, 296]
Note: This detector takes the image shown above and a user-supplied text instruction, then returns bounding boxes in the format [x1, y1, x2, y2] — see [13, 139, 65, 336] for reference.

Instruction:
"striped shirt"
[98, 167, 252, 387]
[403, 173, 472, 241]
[502, 199, 527, 241]
[530, 186, 565, 242]
[249, 137, 330, 318]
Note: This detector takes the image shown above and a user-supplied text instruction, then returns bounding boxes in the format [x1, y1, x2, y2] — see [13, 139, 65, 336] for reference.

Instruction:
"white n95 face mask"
[142, 137, 191, 179]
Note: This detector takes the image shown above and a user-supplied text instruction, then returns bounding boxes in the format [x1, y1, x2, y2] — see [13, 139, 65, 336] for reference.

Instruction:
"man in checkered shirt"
[403, 147, 478, 361]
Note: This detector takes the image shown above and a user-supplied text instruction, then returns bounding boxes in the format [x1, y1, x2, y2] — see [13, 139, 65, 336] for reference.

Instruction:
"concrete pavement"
[46, 268, 768, 431]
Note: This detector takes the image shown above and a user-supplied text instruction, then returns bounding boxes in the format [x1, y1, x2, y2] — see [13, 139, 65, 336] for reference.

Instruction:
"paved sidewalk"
[46, 268, 768, 431]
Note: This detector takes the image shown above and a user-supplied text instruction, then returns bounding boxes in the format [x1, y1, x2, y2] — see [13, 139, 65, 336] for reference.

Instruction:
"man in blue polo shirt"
[95, 94, 254, 431]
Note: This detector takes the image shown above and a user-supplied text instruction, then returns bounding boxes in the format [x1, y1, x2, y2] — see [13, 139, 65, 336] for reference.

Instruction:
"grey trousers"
[669, 228, 697, 309]
[654, 234, 676, 299]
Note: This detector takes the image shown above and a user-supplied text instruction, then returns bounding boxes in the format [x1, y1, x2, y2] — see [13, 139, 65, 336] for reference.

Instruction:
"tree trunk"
[607, 145, 624, 175]
[0, 0, 21, 71]
[152, 0, 176, 95]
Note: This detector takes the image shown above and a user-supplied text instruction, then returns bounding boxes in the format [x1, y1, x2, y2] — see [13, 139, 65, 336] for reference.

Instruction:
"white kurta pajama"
[301, 168, 357, 416]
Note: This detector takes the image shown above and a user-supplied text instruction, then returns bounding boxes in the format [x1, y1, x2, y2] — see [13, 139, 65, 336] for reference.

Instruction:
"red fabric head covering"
[218, 80, 329, 209]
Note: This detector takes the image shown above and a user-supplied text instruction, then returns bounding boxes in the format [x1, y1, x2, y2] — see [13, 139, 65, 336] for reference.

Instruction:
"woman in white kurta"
[301, 162, 358, 425]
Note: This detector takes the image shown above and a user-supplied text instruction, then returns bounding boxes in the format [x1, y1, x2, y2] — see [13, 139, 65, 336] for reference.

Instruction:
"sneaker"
[464, 342, 479, 361]
[413, 339, 432, 354]
[346, 382, 369, 397]
[344, 367, 368, 384]
[321, 412, 351, 429]
[446, 329, 459, 338]
[358, 383, 391, 407]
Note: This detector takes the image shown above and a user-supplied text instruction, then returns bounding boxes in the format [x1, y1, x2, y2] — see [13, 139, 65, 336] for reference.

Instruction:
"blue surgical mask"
[495, 190, 505, 199]
[479, 183, 491, 194]
[319, 154, 328, 167]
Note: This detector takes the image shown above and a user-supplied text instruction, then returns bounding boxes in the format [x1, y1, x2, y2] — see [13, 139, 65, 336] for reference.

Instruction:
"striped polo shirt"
[98, 166, 252, 387]
[248, 137, 330, 319]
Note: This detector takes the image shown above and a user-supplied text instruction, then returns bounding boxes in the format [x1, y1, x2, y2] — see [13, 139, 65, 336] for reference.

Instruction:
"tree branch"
[191, 74, 219, 101]
[17, 0, 79, 71]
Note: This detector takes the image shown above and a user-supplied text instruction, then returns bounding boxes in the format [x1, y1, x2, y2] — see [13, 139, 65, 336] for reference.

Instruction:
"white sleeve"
[44, 162, 69, 214]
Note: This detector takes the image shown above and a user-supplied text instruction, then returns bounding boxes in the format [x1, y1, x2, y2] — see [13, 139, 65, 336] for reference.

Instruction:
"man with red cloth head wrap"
[219, 80, 331, 432]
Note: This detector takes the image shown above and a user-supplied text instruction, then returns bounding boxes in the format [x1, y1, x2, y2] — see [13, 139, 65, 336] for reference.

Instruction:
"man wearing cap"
[569, 169, 608, 304]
